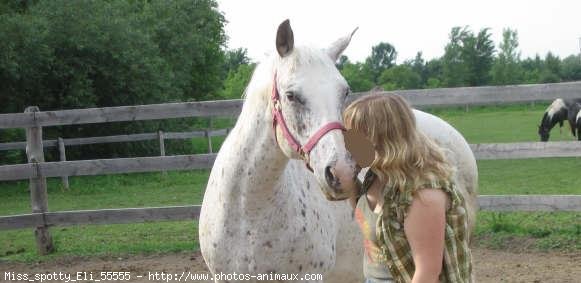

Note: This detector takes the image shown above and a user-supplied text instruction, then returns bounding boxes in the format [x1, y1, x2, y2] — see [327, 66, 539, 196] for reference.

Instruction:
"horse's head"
[538, 98, 567, 142]
[271, 20, 359, 201]
[538, 113, 552, 142]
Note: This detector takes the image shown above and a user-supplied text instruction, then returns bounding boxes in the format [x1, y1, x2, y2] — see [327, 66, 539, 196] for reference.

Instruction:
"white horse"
[199, 20, 478, 283]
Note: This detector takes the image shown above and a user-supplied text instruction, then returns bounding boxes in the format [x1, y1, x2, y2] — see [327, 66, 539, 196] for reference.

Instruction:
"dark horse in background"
[538, 98, 581, 141]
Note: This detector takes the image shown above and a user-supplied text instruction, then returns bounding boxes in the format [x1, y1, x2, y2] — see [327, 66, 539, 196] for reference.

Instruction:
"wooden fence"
[1, 81, 581, 255]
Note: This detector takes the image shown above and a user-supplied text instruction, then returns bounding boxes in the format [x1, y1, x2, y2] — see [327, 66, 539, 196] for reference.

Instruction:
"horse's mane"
[545, 98, 566, 120]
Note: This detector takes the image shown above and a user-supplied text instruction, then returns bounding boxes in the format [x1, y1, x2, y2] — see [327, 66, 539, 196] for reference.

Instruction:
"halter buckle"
[299, 148, 313, 172]
[273, 100, 282, 111]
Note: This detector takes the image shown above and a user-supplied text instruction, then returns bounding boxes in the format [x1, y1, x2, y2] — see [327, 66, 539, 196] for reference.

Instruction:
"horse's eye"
[344, 88, 351, 97]
[286, 91, 300, 103]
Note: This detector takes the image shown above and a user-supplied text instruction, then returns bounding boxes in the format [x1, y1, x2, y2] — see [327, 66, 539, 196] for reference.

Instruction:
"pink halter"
[271, 73, 346, 172]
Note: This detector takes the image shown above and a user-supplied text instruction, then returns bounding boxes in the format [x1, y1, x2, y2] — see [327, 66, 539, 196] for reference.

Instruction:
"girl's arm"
[403, 188, 448, 283]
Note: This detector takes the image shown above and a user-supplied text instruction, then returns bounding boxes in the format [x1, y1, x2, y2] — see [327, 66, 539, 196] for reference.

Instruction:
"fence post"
[24, 106, 54, 255]
[57, 137, 69, 190]
[158, 130, 166, 176]
[206, 118, 213, 153]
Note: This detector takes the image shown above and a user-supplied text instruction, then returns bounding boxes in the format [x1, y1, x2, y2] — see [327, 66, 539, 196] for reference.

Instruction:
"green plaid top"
[360, 170, 474, 283]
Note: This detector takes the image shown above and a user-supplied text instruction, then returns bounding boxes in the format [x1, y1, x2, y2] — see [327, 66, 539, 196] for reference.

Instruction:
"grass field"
[0, 103, 579, 262]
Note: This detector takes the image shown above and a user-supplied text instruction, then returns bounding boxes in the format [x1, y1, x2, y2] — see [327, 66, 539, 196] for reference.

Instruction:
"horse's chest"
[211, 191, 337, 274]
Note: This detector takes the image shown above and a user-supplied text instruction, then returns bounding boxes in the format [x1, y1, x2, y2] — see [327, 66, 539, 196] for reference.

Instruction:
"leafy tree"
[378, 65, 422, 90]
[0, 0, 38, 15]
[409, 52, 427, 85]
[223, 48, 250, 78]
[543, 52, 561, 79]
[491, 28, 523, 85]
[365, 42, 397, 83]
[139, 0, 227, 101]
[442, 26, 471, 87]
[561, 55, 581, 81]
[521, 54, 543, 83]
[425, 58, 444, 88]
[0, 0, 227, 161]
[340, 62, 375, 92]
[426, 78, 442, 89]
[442, 26, 495, 87]
[220, 63, 256, 99]
[469, 28, 495, 85]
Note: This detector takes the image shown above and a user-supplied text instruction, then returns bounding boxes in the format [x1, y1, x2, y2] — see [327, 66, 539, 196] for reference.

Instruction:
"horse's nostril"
[325, 166, 337, 186]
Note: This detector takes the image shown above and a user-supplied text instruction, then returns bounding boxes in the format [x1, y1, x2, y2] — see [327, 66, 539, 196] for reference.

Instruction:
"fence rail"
[2, 81, 581, 129]
[1, 141, 581, 182]
[0, 129, 230, 151]
[0, 195, 579, 231]
[0, 100, 242, 129]
[347, 81, 581, 108]
[469, 141, 581, 159]
[0, 154, 216, 181]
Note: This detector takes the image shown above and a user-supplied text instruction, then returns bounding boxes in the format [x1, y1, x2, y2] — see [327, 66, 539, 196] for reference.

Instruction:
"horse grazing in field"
[538, 98, 581, 141]
[199, 20, 478, 283]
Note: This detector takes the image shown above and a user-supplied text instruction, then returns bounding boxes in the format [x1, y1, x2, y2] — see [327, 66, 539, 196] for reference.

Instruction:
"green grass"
[478, 158, 581, 195]
[475, 212, 580, 251]
[1, 221, 198, 262]
[0, 171, 210, 215]
[1, 103, 580, 262]
[429, 103, 576, 143]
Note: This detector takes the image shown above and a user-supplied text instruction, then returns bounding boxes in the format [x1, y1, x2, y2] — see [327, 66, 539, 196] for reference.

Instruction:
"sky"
[216, 0, 580, 64]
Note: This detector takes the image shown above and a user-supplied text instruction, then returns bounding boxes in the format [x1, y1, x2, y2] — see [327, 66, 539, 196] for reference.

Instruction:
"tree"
[365, 42, 397, 83]
[0, 0, 227, 161]
[378, 65, 422, 90]
[469, 28, 495, 85]
[223, 48, 250, 78]
[540, 52, 561, 83]
[425, 58, 443, 88]
[442, 26, 495, 87]
[561, 55, 581, 81]
[409, 52, 427, 85]
[220, 63, 256, 99]
[442, 26, 471, 87]
[520, 54, 542, 83]
[340, 62, 375, 92]
[491, 28, 523, 85]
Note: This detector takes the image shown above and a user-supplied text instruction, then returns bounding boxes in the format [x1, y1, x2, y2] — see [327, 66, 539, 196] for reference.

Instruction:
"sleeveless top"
[359, 170, 474, 283]
[355, 193, 393, 281]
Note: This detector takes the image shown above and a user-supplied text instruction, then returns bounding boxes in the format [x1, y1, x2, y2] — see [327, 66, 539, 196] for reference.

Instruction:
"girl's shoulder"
[389, 178, 462, 215]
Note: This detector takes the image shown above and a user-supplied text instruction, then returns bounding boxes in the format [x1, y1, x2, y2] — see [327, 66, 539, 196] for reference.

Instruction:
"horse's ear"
[326, 27, 358, 62]
[276, 19, 294, 57]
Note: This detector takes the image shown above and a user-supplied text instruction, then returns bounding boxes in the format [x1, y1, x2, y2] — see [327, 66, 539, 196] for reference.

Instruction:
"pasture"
[0, 102, 579, 263]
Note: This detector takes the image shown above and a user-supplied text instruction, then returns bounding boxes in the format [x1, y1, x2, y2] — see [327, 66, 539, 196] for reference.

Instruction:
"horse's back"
[412, 109, 479, 233]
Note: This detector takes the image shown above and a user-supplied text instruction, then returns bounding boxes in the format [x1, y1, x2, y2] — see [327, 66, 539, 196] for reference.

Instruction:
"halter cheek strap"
[271, 73, 346, 172]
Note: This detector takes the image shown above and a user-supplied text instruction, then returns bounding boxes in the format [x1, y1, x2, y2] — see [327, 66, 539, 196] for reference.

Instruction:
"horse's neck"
[220, 98, 291, 207]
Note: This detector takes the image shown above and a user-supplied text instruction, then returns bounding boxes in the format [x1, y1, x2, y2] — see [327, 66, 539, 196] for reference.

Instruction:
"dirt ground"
[1, 248, 579, 283]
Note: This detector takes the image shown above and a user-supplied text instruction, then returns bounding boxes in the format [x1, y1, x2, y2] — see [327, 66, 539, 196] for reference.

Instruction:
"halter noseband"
[271, 73, 346, 172]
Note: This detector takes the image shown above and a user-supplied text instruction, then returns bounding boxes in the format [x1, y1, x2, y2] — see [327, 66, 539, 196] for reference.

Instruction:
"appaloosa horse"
[199, 20, 478, 283]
